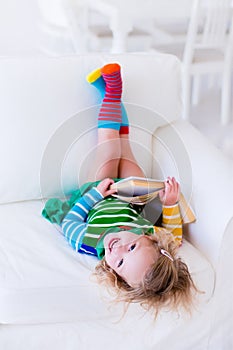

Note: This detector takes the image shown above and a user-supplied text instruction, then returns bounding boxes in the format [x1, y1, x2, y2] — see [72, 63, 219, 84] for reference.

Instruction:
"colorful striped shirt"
[61, 187, 183, 259]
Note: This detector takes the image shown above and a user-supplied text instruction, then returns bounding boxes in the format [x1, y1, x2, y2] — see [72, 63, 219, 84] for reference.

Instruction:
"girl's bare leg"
[118, 134, 145, 178]
[87, 128, 121, 182]
[86, 63, 142, 181]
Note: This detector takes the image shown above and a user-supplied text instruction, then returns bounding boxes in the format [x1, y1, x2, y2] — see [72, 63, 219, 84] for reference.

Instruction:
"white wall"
[0, 0, 42, 55]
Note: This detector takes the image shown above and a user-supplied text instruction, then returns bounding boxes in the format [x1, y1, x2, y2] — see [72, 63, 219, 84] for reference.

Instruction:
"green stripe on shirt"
[82, 197, 154, 250]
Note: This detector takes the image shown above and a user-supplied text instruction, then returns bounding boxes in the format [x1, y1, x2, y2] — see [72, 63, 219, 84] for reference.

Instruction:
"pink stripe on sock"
[98, 68, 122, 130]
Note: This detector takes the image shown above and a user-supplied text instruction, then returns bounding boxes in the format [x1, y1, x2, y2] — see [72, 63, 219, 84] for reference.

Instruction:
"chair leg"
[221, 60, 232, 126]
[182, 73, 192, 121]
[192, 75, 200, 106]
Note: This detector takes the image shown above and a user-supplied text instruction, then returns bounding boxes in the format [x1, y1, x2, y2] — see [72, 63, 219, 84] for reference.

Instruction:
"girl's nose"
[112, 242, 127, 254]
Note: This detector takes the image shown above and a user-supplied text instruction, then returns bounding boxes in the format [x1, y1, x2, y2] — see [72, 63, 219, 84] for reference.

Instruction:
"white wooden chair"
[37, 0, 88, 55]
[182, 0, 233, 125]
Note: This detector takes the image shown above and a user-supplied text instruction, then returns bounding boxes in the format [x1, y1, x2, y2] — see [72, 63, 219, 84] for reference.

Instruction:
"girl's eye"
[117, 259, 123, 268]
[129, 244, 136, 251]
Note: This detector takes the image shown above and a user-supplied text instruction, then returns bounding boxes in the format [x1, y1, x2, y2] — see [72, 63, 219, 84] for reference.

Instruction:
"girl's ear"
[145, 235, 159, 247]
[146, 235, 154, 241]
[146, 235, 158, 243]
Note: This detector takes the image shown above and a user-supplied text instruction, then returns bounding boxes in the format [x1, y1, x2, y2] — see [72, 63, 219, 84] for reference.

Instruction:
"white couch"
[0, 52, 232, 350]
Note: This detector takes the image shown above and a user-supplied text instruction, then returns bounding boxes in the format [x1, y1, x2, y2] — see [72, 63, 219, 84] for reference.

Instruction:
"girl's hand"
[97, 178, 116, 198]
[159, 177, 180, 206]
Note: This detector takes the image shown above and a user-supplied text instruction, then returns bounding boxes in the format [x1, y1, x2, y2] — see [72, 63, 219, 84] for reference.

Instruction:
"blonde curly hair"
[93, 229, 199, 318]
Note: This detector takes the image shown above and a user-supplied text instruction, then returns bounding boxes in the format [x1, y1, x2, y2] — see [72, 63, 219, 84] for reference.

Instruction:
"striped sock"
[86, 65, 129, 134]
[98, 63, 122, 131]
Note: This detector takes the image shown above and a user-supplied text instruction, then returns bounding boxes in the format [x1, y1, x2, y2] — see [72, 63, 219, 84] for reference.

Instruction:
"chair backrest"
[61, 0, 89, 52]
[201, 0, 232, 47]
[183, 0, 233, 62]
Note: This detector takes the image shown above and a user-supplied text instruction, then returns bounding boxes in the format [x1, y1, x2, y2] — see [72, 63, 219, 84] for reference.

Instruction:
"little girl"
[48, 63, 197, 316]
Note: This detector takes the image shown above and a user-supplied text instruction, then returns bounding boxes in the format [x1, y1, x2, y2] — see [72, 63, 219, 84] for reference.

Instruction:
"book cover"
[111, 176, 164, 196]
[110, 176, 196, 224]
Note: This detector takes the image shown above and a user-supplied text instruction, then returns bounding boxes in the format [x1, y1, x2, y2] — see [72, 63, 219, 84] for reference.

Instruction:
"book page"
[111, 176, 164, 196]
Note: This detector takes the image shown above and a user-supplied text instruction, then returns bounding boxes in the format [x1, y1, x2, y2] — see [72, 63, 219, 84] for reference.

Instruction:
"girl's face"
[103, 231, 158, 287]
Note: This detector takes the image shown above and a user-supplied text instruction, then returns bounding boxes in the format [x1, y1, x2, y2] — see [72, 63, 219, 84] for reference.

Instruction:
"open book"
[110, 176, 196, 224]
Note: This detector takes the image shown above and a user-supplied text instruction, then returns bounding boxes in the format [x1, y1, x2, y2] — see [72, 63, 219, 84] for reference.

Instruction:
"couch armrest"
[152, 120, 233, 266]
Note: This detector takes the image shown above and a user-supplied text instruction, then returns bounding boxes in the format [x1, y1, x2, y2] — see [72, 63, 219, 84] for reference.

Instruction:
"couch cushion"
[0, 200, 214, 324]
[0, 53, 182, 203]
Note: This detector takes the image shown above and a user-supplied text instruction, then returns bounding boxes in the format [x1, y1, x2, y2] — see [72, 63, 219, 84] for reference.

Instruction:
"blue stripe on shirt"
[61, 187, 103, 253]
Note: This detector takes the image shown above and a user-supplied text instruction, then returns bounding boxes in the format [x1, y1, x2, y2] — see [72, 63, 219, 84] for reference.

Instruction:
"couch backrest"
[0, 53, 182, 203]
